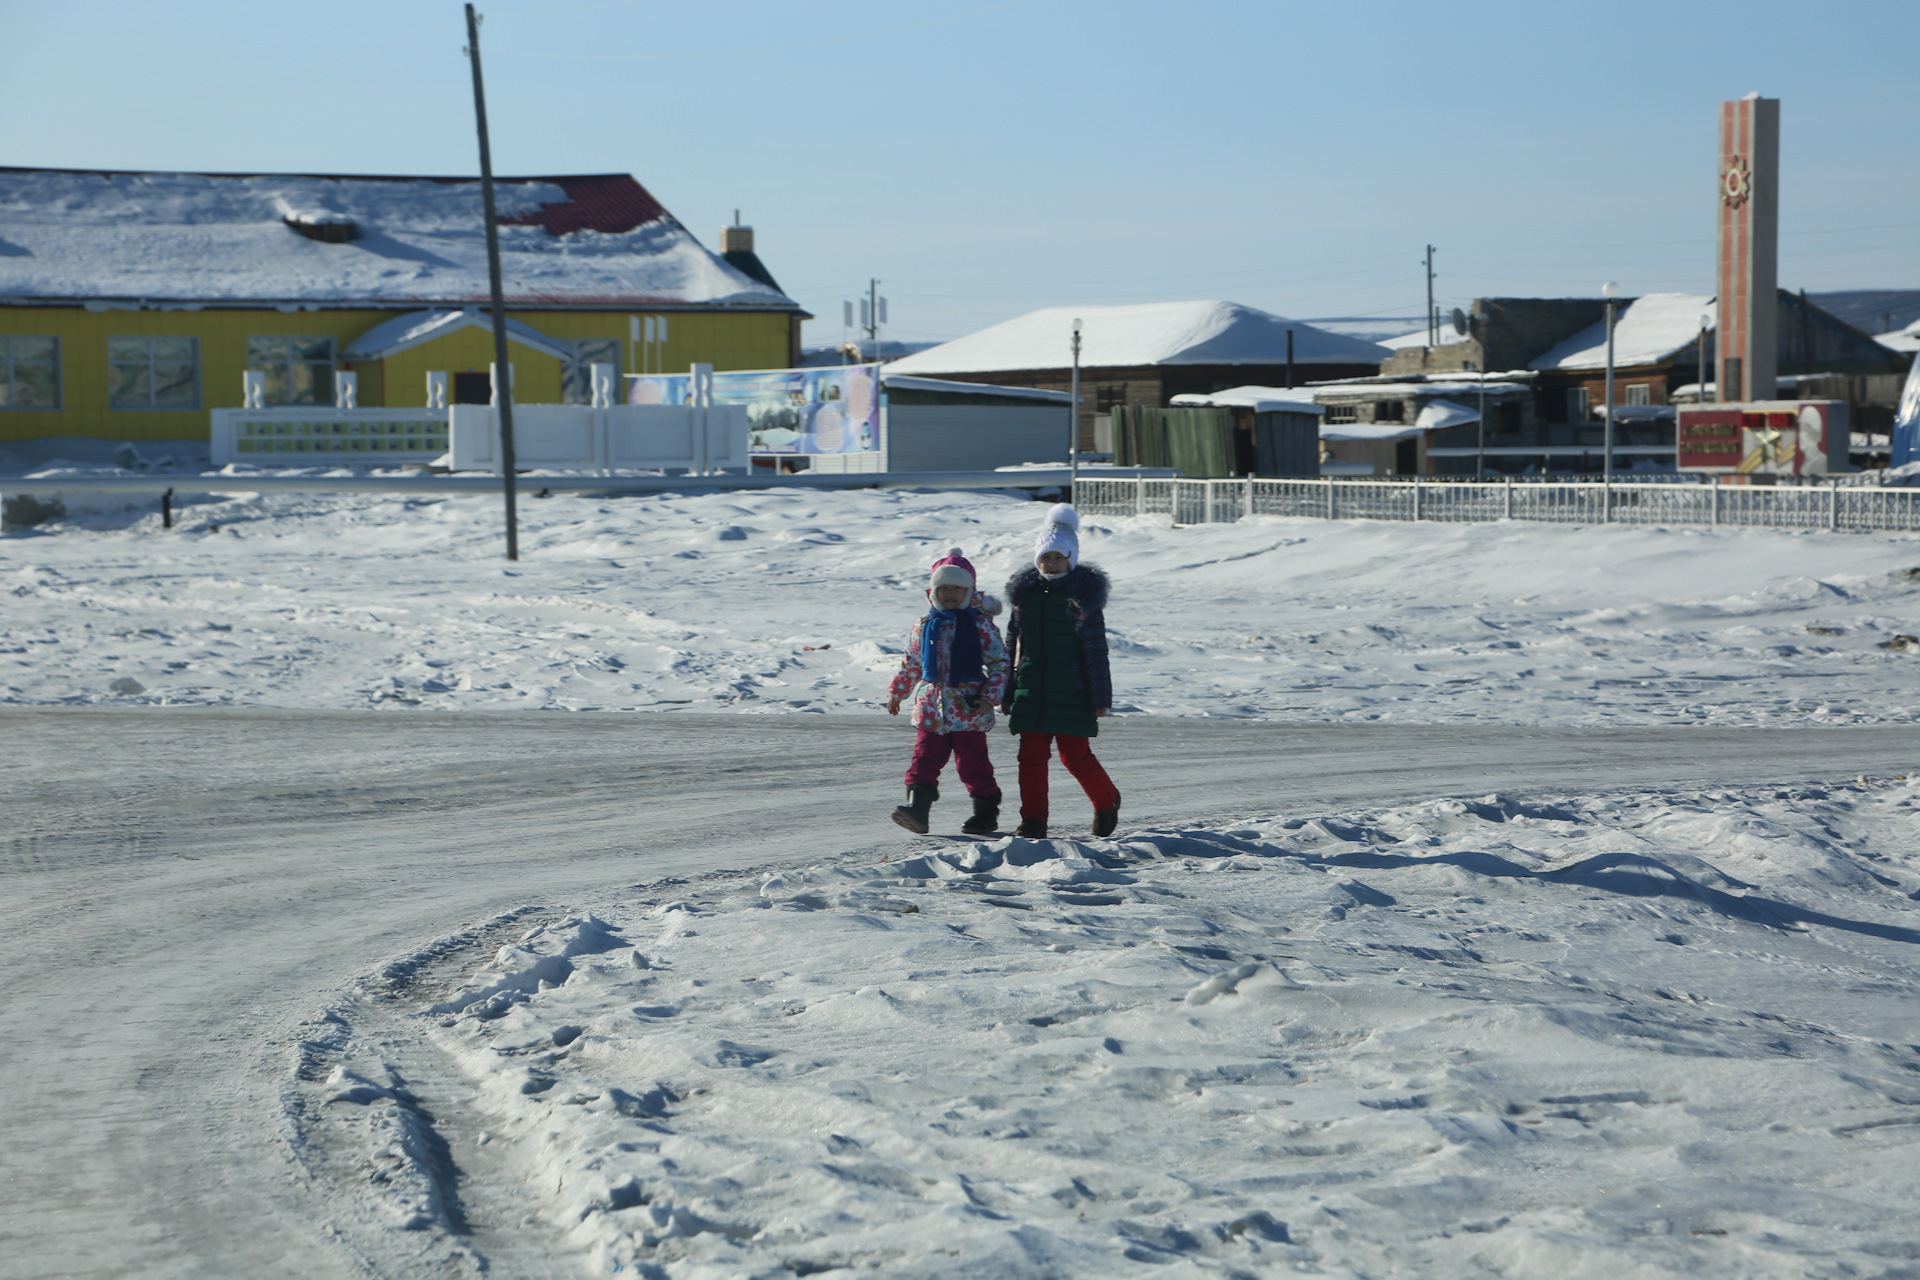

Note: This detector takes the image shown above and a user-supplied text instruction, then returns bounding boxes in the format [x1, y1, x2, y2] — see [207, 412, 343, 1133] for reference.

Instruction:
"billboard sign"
[627, 364, 882, 455]
[1677, 401, 1849, 475]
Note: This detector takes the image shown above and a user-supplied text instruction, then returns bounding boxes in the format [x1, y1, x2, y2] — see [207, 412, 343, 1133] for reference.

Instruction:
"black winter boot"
[961, 791, 1002, 836]
[1015, 818, 1047, 839]
[891, 784, 938, 834]
[1091, 793, 1122, 839]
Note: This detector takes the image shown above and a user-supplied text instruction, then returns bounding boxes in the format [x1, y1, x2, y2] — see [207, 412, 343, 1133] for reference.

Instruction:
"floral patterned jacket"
[887, 597, 1009, 734]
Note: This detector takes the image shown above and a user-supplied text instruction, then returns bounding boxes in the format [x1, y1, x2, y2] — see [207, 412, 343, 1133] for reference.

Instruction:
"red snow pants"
[1016, 732, 1119, 822]
[905, 730, 998, 795]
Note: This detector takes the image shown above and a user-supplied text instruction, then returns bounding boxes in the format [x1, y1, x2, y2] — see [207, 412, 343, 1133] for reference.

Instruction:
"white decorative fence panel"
[1075, 477, 1920, 534]
[210, 408, 449, 466]
[449, 405, 748, 474]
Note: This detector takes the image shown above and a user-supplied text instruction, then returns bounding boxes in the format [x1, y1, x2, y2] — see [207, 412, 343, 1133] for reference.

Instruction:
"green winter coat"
[1004, 564, 1111, 738]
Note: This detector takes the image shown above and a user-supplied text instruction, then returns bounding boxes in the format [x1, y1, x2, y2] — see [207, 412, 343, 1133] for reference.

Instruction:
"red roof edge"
[498, 174, 667, 236]
[0, 166, 671, 236]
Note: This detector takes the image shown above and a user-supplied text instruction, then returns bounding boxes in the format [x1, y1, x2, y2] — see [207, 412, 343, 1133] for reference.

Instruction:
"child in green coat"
[1001, 505, 1121, 839]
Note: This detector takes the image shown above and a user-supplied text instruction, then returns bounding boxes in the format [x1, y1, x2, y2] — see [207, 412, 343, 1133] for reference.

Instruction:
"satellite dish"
[1450, 307, 1469, 337]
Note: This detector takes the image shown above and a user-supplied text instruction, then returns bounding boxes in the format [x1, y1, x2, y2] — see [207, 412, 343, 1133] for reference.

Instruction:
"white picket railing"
[1074, 476, 1920, 533]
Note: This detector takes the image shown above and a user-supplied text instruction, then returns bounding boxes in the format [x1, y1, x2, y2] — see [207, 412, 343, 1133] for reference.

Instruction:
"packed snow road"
[1, 709, 1914, 1279]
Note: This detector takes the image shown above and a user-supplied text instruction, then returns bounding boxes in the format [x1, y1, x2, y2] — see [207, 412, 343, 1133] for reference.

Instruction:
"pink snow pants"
[905, 730, 998, 796]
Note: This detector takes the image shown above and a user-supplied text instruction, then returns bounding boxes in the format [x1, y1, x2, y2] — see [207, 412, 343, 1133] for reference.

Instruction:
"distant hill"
[799, 339, 940, 367]
[1302, 317, 1428, 344]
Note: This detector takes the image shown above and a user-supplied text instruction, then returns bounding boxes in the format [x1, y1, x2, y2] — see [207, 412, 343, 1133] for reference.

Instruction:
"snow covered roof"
[1530, 293, 1715, 372]
[1169, 386, 1323, 414]
[0, 167, 795, 309]
[886, 301, 1388, 375]
[1381, 328, 1472, 352]
[340, 309, 574, 361]
[1874, 319, 1920, 355]
[880, 374, 1073, 403]
[1311, 380, 1530, 400]
[1414, 398, 1478, 430]
[1321, 421, 1423, 443]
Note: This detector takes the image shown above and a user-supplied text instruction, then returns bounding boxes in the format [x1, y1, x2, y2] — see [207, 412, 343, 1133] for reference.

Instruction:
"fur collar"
[1006, 562, 1109, 611]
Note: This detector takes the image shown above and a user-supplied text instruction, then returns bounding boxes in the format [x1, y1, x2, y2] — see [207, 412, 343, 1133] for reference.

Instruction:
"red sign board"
[1676, 401, 1849, 475]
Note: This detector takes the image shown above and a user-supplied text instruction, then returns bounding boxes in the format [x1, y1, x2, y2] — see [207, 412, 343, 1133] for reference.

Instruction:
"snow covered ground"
[5, 484, 1918, 725]
[303, 776, 1920, 1278]
[9, 483, 1920, 1279]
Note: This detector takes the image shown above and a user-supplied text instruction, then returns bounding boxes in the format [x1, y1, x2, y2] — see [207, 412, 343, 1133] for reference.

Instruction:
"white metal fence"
[1075, 476, 1920, 533]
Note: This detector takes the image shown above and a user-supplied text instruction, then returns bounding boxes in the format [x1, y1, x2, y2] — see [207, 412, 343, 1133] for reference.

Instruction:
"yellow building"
[0, 167, 803, 463]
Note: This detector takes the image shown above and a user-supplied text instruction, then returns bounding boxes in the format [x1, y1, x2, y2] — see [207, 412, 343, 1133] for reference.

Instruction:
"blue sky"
[4, 0, 1916, 346]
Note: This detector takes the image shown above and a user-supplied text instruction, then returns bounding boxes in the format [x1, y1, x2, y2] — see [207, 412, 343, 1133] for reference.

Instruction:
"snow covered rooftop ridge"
[0, 167, 795, 309]
[1169, 386, 1324, 414]
[885, 301, 1389, 375]
[1530, 293, 1716, 372]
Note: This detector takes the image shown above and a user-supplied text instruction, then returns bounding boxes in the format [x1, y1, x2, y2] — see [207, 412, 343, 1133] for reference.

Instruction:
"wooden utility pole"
[465, 4, 519, 560]
[1424, 245, 1437, 348]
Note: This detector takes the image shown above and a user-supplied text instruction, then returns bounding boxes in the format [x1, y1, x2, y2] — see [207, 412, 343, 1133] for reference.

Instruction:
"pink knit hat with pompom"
[926, 547, 1002, 615]
[928, 547, 976, 592]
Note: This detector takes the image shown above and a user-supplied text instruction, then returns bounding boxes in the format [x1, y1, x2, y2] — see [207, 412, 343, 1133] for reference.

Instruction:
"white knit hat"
[1033, 503, 1080, 569]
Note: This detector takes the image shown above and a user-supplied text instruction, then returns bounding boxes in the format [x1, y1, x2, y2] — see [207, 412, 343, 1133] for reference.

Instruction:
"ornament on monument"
[1721, 156, 1752, 207]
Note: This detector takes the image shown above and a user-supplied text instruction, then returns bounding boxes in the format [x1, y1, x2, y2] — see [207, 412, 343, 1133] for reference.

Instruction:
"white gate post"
[1711, 481, 1720, 527]
[1504, 475, 1513, 520]
[242, 370, 265, 409]
[333, 370, 358, 410]
[590, 363, 616, 410]
[425, 371, 448, 411]
[1135, 476, 1145, 516]
[690, 362, 714, 475]
[1413, 475, 1422, 521]
[1829, 477, 1839, 531]
[1244, 474, 1254, 520]
[1326, 476, 1336, 520]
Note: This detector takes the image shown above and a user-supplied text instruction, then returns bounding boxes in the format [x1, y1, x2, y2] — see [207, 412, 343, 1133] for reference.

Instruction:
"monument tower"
[1716, 93, 1779, 403]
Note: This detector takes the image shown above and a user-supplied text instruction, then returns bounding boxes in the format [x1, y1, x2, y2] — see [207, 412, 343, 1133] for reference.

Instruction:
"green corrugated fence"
[1112, 406, 1236, 477]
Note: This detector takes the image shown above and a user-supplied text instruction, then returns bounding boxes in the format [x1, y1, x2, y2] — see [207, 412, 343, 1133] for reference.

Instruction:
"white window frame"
[108, 336, 201, 411]
[1325, 403, 1359, 425]
[0, 335, 61, 410]
[1624, 382, 1652, 406]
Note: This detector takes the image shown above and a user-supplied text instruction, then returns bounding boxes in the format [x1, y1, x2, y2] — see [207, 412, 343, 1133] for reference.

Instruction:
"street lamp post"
[1601, 282, 1619, 478]
[1699, 312, 1713, 404]
[1476, 363, 1487, 481]
[1069, 318, 1083, 489]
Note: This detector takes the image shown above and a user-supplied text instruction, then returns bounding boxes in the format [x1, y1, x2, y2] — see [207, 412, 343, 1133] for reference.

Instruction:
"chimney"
[722, 209, 753, 255]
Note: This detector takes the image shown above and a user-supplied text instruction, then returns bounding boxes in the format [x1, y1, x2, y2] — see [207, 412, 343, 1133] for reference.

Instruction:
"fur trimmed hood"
[1005, 561, 1109, 611]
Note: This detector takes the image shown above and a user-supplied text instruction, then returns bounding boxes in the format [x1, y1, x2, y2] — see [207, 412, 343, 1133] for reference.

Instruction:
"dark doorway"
[453, 372, 492, 404]
[1395, 438, 1418, 475]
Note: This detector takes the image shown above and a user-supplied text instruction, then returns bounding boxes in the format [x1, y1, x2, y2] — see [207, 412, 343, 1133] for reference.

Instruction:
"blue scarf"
[920, 606, 983, 686]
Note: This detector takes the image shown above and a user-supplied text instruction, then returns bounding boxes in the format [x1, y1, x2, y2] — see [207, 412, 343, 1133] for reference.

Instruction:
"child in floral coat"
[885, 548, 1009, 835]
